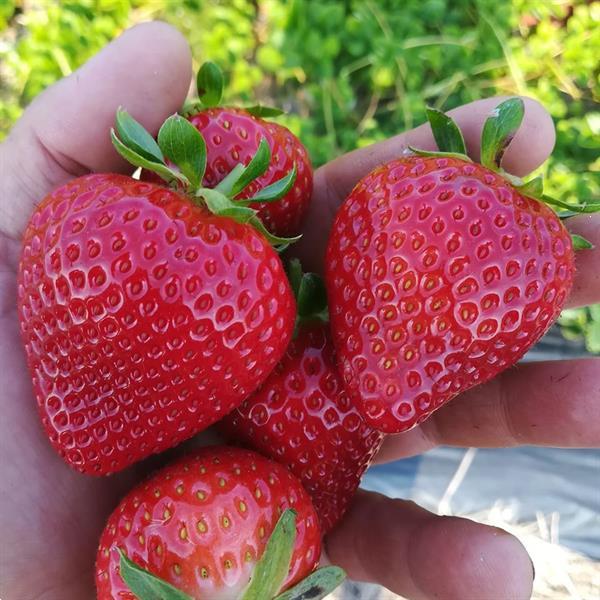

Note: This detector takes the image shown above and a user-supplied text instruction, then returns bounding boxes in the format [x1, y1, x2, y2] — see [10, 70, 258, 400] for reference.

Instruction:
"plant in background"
[558, 304, 600, 354]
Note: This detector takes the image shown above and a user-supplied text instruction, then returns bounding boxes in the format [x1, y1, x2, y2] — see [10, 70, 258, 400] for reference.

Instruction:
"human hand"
[297, 81, 599, 600]
[1, 22, 597, 600]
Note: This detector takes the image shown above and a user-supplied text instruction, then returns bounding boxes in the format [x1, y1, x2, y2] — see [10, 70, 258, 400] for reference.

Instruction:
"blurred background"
[1, 1, 598, 598]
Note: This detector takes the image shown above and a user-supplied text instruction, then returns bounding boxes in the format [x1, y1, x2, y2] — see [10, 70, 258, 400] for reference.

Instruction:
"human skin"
[0, 21, 598, 600]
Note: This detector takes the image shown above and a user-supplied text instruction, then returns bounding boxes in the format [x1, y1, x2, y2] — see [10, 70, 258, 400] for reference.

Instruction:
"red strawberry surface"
[188, 107, 313, 237]
[145, 107, 313, 237]
[95, 446, 322, 599]
[220, 321, 384, 533]
[17, 173, 295, 475]
[325, 156, 574, 433]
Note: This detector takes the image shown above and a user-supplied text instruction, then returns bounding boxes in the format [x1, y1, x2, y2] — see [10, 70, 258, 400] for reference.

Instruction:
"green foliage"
[0, 0, 598, 352]
[558, 305, 600, 354]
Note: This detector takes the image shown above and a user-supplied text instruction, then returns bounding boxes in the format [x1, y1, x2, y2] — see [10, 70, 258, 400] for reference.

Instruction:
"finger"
[0, 21, 192, 241]
[296, 96, 555, 270]
[376, 358, 600, 463]
[566, 214, 600, 308]
[327, 490, 533, 600]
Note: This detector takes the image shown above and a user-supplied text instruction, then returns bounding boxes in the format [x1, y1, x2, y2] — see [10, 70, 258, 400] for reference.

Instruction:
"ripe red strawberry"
[220, 262, 384, 533]
[189, 107, 312, 237]
[96, 446, 344, 600]
[17, 110, 298, 475]
[147, 62, 313, 237]
[325, 99, 592, 433]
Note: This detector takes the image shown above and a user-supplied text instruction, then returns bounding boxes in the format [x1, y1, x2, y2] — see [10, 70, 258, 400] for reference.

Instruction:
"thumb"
[0, 21, 192, 242]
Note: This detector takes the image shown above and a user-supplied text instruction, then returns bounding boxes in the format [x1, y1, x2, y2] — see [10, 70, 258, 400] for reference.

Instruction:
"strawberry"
[220, 261, 384, 533]
[95, 446, 344, 600]
[17, 110, 299, 475]
[147, 62, 313, 237]
[325, 99, 597, 433]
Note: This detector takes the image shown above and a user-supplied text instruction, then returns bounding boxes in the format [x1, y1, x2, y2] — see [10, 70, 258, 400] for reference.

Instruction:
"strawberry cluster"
[16, 62, 597, 599]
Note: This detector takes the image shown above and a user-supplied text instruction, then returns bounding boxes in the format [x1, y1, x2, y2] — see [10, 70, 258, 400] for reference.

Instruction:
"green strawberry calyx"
[111, 108, 299, 249]
[409, 97, 600, 249]
[182, 61, 284, 118]
[117, 509, 345, 600]
[287, 259, 329, 331]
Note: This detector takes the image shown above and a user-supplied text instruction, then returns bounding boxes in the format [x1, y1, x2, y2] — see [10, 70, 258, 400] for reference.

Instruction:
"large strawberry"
[325, 98, 598, 433]
[147, 62, 313, 237]
[95, 446, 344, 600]
[17, 110, 299, 475]
[220, 261, 384, 533]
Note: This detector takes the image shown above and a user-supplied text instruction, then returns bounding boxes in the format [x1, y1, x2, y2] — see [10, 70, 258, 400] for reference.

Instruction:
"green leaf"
[558, 211, 579, 220]
[114, 108, 164, 163]
[231, 138, 271, 197]
[118, 549, 192, 600]
[497, 169, 524, 187]
[197, 61, 224, 108]
[480, 97, 525, 170]
[245, 105, 285, 118]
[157, 114, 207, 190]
[518, 175, 544, 199]
[571, 233, 594, 250]
[250, 166, 297, 203]
[541, 195, 600, 214]
[199, 189, 300, 248]
[586, 320, 600, 354]
[249, 214, 302, 249]
[287, 259, 303, 299]
[241, 510, 298, 600]
[215, 163, 246, 196]
[589, 304, 600, 321]
[216, 206, 257, 223]
[111, 129, 188, 186]
[274, 566, 346, 600]
[408, 146, 472, 162]
[286, 260, 329, 329]
[297, 273, 328, 320]
[425, 106, 467, 154]
[198, 188, 238, 214]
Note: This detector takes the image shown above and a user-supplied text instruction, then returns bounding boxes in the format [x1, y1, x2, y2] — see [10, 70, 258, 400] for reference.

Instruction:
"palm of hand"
[0, 315, 135, 597]
[1, 22, 598, 600]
